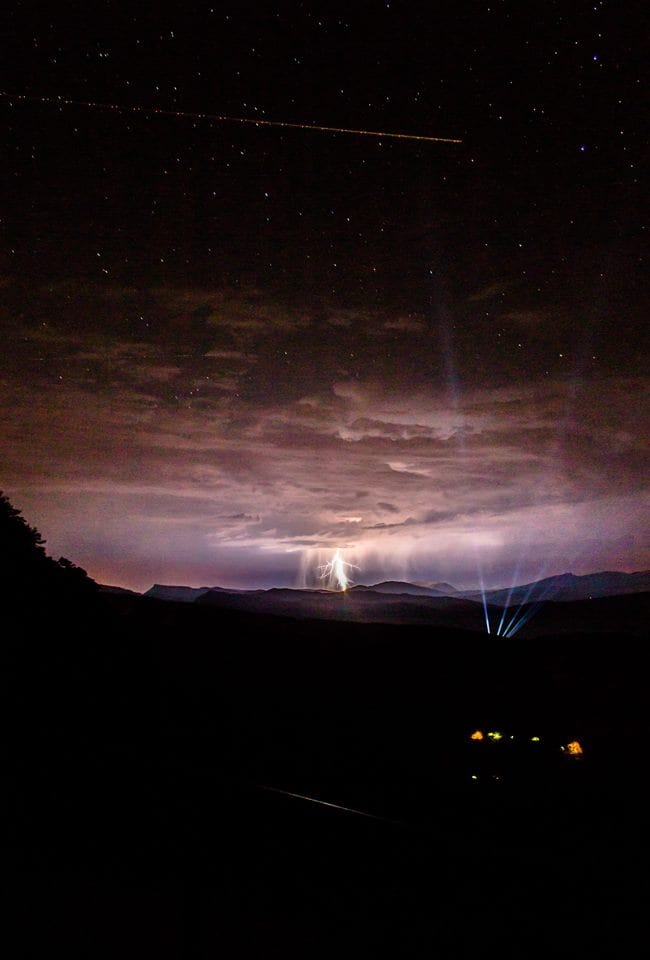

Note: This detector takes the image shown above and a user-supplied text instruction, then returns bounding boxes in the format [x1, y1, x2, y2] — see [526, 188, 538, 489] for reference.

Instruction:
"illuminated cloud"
[382, 316, 426, 334]
[1, 279, 648, 590]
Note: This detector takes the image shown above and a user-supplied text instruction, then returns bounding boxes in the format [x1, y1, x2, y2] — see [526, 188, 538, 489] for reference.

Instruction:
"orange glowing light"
[470, 730, 484, 741]
[566, 740, 583, 756]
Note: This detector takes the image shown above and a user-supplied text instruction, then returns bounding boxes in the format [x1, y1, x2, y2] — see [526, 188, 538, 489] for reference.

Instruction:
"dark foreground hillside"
[4, 592, 648, 957]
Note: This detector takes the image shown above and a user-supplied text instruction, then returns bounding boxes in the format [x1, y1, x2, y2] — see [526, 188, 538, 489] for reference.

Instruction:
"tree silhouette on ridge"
[0, 491, 96, 602]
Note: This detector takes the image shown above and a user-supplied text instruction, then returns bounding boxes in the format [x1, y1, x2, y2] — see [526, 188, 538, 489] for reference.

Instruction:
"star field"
[1, 1, 647, 589]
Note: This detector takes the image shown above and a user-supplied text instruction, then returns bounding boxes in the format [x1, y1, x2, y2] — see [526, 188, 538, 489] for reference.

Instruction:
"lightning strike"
[319, 548, 358, 591]
[0, 92, 463, 144]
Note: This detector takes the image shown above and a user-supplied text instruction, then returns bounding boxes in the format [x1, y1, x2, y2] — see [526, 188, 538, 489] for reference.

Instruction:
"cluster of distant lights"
[469, 730, 583, 754]
[467, 729, 583, 780]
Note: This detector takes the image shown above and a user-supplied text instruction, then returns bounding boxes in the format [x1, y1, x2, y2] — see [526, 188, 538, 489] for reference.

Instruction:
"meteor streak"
[319, 548, 358, 591]
[0, 92, 463, 144]
[256, 784, 403, 825]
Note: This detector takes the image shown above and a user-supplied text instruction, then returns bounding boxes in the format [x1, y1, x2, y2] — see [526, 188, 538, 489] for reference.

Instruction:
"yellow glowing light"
[470, 775, 479, 780]
[319, 548, 358, 591]
[531, 736, 541, 742]
[1, 92, 463, 144]
[470, 730, 484, 741]
[566, 740, 583, 756]
[487, 731, 503, 741]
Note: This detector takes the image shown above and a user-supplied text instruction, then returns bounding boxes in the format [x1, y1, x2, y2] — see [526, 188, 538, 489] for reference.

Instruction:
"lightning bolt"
[319, 548, 359, 591]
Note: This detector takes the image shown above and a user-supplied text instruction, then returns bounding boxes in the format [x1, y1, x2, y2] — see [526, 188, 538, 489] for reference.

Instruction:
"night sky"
[1, 1, 648, 590]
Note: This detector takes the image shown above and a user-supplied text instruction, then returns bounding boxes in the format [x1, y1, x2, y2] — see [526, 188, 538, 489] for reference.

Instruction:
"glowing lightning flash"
[319, 549, 359, 591]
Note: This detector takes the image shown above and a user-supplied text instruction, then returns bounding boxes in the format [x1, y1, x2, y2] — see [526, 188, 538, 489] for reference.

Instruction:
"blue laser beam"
[475, 561, 492, 634]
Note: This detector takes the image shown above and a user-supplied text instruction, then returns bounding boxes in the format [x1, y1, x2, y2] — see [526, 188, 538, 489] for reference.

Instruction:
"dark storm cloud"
[221, 513, 261, 522]
[365, 518, 417, 530]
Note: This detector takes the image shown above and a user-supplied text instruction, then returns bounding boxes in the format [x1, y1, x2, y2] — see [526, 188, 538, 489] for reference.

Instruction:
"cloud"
[204, 349, 257, 362]
[2, 275, 648, 589]
[221, 513, 261, 522]
[365, 517, 416, 530]
[468, 281, 513, 302]
[382, 315, 426, 334]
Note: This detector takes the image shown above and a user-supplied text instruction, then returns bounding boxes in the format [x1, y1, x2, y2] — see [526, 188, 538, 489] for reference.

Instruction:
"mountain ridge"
[461, 569, 650, 605]
[143, 569, 650, 608]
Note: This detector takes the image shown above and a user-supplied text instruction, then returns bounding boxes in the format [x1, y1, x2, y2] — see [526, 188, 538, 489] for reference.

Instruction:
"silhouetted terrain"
[98, 583, 141, 597]
[351, 579, 454, 596]
[464, 569, 650, 604]
[194, 582, 649, 637]
[147, 568, 650, 608]
[196, 584, 494, 630]
[5, 587, 648, 957]
[146, 571, 650, 639]
[3, 496, 648, 956]
[0, 490, 97, 609]
[146, 583, 215, 602]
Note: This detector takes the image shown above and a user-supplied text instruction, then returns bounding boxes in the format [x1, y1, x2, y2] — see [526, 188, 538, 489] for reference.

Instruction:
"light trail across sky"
[256, 783, 405, 826]
[0, 91, 463, 144]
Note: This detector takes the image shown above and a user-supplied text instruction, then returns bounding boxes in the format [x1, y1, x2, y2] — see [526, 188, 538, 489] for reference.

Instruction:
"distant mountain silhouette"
[146, 570, 650, 612]
[138, 567, 650, 636]
[196, 585, 500, 631]
[351, 580, 453, 597]
[464, 570, 650, 605]
[191, 583, 650, 637]
[144, 583, 248, 602]
[98, 584, 141, 596]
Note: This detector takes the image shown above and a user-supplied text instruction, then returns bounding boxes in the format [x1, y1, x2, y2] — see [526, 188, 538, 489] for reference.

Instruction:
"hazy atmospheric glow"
[1, 317, 647, 591]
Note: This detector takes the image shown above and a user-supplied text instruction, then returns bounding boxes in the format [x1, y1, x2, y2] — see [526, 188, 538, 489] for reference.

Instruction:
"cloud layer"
[1, 279, 648, 589]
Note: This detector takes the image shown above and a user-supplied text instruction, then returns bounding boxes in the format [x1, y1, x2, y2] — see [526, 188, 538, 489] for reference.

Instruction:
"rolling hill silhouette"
[145, 569, 650, 618]
[192, 583, 648, 636]
[135, 568, 650, 637]
[196, 584, 491, 630]
[351, 579, 453, 596]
